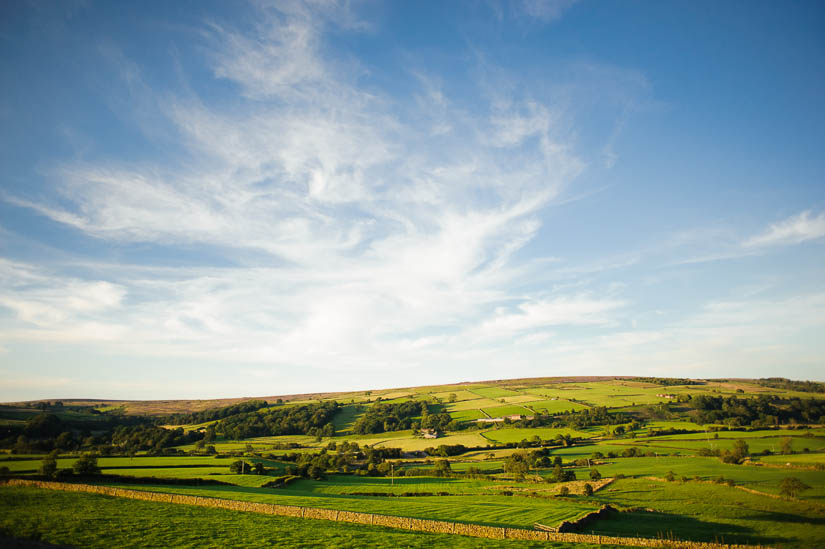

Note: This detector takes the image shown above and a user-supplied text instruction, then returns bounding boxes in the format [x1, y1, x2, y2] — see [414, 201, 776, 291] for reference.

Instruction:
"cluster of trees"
[636, 377, 703, 386]
[165, 400, 272, 425]
[755, 378, 825, 394]
[2, 413, 202, 455]
[229, 460, 266, 475]
[279, 445, 403, 479]
[352, 401, 453, 435]
[514, 405, 625, 431]
[38, 451, 101, 480]
[688, 395, 825, 426]
[423, 444, 468, 457]
[215, 401, 340, 439]
[110, 425, 203, 453]
[503, 450, 577, 482]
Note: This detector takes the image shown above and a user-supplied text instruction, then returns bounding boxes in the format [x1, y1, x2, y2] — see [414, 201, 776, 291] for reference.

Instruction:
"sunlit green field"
[469, 386, 523, 399]
[523, 399, 589, 414]
[589, 478, 825, 548]
[1, 487, 606, 549]
[481, 427, 594, 444]
[96, 481, 600, 528]
[480, 404, 534, 418]
[6, 377, 825, 547]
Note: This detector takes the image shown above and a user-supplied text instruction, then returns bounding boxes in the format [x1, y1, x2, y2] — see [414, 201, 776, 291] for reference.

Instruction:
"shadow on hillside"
[737, 510, 825, 526]
[582, 509, 788, 546]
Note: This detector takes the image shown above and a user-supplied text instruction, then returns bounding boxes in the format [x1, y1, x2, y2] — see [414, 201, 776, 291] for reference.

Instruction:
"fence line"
[1, 479, 765, 549]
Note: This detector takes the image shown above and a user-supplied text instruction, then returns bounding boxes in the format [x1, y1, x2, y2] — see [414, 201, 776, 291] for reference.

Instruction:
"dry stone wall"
[1, 479, 765, 549]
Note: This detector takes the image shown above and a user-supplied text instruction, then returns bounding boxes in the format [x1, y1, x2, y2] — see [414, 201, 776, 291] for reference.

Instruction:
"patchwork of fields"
[3, 377, 825, 547]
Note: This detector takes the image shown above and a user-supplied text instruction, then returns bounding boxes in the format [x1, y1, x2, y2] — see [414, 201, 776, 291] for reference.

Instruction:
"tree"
[55, 431, 75, 450]
[39, 451, 58, 478]
[723, 439, 750, 464]
[780, 437, 793, 455]
[779, 477, 810, 498]
[434, 459, 452, 477]
[583, 483, 594, 496]
[558, 485, 569, 496]
[448, 393, 457, 403]
[73, 453, 101, 476]
[590, 469, 602, 481]
[230, 460, 252, 474]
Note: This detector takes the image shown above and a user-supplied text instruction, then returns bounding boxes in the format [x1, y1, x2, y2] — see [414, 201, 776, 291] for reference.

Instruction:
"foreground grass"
[589, 478, 825, 548]
[98, 480, 599, 528]
[0, 486, 616, 548]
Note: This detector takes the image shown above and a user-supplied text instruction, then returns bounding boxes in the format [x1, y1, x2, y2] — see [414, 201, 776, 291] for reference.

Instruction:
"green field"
[446, 398, 500, 411]
[331, 404, 364, 434]
[482, 427, 594, 444]
[523, 399, 589, 414]
[0, 486, 605, 549]
[448, 408, 488, 421]
[469, 387, 523, 399]
[5, 376, 825, 547]
[589, 478, 825, 547]
[480, 404, 533, 418]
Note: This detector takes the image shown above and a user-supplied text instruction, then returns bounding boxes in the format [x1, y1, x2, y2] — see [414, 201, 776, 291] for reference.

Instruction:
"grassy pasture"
[430, 390, 479, 402]
[760, 452, 825, 466]
[523, 399, 589, 414]
[482, 427, 593, 444]
[469, 387, 522, 399]
[448, 408, 488, 421]
[1, 487, 595, 549]
[497, 394, 543, 404]
[641, 420, 715, 432]
[590, 478, 825, 547]
[99, 481, 600, 529]
[575, 455, 825, 499]
[633, 435, 825, 455]
[480, 404, 533, 418]
[643, 427, 825, 440]
[371, 431, 493, 451]
[445, 398, 500, 411]
[331, 404, 364, 434]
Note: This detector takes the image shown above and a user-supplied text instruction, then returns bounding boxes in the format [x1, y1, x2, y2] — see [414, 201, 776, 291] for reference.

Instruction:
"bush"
[589, 469, 602, 480]
[558, 486, 569, 497]
[779, 477, 811, 498]
[55, 468, 74, 481]
[583, 483, 594, 496]
[665, 471, 676, 482]
[72, 454, 100, 476]
[39, 451, 59, 478]
[229, 460, 253, 474]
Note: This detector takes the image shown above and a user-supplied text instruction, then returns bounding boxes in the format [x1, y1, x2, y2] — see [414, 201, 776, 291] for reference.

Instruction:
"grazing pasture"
[590, 478, 825, 547]
[0, 487, 579, 549]
[4, 375, 825, 547]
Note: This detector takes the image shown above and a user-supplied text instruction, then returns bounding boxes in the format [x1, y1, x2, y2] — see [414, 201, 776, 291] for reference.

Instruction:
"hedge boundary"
[1, 479, 765, 548]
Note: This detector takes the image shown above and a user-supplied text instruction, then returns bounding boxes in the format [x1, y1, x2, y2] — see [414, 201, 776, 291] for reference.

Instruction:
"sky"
[1, 0, 824, 401]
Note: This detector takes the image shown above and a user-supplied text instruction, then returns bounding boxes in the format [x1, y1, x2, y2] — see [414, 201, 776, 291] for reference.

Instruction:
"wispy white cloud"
[478, 296, 625, 335]
[517, 0, 580, 23]
[743, 210, 825, 248]
[0, 0, 587, 355]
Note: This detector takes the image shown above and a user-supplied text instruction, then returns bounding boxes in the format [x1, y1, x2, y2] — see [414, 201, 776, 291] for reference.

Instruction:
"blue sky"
[1, 0, 824, 401]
